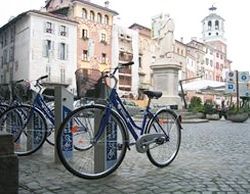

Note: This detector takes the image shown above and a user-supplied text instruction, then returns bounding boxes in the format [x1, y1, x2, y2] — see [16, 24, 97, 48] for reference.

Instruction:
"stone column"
[151, 58, 182, 109]
[0, 133, 18, 194]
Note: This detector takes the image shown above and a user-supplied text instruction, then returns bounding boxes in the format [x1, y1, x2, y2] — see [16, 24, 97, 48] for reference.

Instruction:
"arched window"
[104, 15, 109, 25]
[82, 8, 87, 19]
[208, 21, 212, 30]
[97, 13, 102, 23]
[215, 20, 219, 30]
[90, 11, 95, 21]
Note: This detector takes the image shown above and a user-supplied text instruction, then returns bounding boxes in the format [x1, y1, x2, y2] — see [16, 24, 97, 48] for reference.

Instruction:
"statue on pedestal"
[152, 13, 175, 59]
[157, 14, 175, 59]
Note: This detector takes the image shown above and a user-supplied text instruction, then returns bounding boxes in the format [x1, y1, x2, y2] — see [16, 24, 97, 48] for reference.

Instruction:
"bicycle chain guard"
[135, 133, 166, 153]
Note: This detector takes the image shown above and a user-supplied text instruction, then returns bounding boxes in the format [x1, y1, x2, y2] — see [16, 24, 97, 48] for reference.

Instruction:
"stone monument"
[151, 14, 182, 109]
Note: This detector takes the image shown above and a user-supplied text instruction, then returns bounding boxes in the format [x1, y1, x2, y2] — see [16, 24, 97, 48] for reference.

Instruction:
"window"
[43, 40, 52, 57]
[216, 52, 219, 58]
[82, 50, 88, 61]
[206, 58, 209, 65]
[9, 47, 14, 62]
[58, 43, 67, 60]
[82, 29, 88, 39]
[0, 35, 3, 48]
[215, 20, 219, 30]
[177, 48, 180, 54]
[4, 31, 8, 46]
[97, 13, 102, 23]
[220, 54, 223, 59]
[45, 22, 53, 33]
[10, 27, 15, 42]
[59, 25, 67, 36]
[60, 68, 65, 83]
[208, 21, 212, 30]
[82, 8, 87, 19]
[139, 56, 142, 68]
[216, 62, 219, 69]
[3, 50, 8, 64]
[100, 33, 106, 43]
[1, 56, 3, 68]
[90, 11, 95, 21]
[104, 15, 109, 25]
[101, 53, 107, 64]
[210, 59, 213, 67]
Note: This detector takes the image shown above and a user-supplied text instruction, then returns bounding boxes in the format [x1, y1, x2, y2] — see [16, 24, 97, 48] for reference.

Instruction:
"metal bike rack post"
[54, 85, 73, 163]
[94, 81, 117, 172]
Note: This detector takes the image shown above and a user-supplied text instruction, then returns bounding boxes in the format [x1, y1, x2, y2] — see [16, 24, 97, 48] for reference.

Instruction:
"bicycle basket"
[75, 68, 102, 98]
[14, 81, 32, 102]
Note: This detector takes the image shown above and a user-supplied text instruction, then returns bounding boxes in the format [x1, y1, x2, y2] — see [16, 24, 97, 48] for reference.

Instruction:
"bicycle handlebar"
[102, 61, 134, 88]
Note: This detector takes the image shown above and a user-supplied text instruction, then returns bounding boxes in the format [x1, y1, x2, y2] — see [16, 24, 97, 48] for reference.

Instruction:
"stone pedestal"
[151, 58, 182, 109]
[0, 133, 18, 194]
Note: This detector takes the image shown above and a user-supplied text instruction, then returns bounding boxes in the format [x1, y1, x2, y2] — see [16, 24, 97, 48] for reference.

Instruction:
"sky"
[0, 0, 249, 71]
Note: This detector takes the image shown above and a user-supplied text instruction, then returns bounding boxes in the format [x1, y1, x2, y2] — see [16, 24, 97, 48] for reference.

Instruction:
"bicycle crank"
[135, 134, 167, 153]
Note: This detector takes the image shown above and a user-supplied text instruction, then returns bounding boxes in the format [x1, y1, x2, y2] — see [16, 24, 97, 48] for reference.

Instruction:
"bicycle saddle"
[143, 90, 162, 99]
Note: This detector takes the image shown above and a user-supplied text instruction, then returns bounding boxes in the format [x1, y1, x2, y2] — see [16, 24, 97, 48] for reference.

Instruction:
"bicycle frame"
[33, 93, 55, 125]
[95, 87, 154, 142]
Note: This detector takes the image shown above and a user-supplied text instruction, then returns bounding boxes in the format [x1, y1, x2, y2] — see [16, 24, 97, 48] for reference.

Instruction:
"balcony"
[119, 67, 131, 74]
[46, 28, 52, 33]
[60, 31, 66, 36]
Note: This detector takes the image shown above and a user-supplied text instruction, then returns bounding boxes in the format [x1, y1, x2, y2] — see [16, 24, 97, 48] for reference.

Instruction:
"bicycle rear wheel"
[56, 104, 128, 179]
[0, 105, 47, 156]
[146, 108, 181, 167]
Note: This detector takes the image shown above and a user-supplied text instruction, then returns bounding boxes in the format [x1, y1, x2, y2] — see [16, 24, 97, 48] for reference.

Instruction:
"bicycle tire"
[145, 108, 181, 167]
[45, 107, 55, 146]
[0, 106, 23, 141]
[56, 104, 128, 179]
[0, 104, 48, 156]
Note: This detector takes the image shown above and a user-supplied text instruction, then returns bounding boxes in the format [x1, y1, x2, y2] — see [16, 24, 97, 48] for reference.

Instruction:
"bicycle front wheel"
[0, 105, 47, 156]
[56, 104, 128, 179]
[146, 108, 181, 167]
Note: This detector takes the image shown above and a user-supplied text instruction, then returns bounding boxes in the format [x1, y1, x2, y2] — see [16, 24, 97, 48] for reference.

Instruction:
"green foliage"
[204, 100, 218, 114]
[188, 96, 204, 113]
[227, 104, 249, 115]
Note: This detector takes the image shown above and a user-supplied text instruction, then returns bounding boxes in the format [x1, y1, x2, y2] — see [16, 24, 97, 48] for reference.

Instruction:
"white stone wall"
[28, 12, 77, 94]
[6, 12, 77, 94]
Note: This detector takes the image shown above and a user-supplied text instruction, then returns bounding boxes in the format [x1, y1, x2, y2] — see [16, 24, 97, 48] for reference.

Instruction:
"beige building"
[129, 23, 153, 99]
[45, 0, 118, 72]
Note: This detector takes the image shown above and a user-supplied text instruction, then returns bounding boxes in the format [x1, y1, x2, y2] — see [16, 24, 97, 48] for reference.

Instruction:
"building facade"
[0, 10, 77, 93]
[111, 24, 139, 98]
[46, 0, 118, 73]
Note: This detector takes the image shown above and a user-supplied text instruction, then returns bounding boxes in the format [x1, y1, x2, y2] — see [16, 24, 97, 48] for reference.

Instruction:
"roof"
[46, 0, 118, 15]
[129, 23, 151, 31]
[201, 13, 225, 22]
[0, 10, 78, 30]
[73, 0, 118, 15]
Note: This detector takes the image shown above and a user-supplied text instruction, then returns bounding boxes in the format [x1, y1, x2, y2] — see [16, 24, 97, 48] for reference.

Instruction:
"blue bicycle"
[0, 75, 55, 155]
[56, 62, 182, 179]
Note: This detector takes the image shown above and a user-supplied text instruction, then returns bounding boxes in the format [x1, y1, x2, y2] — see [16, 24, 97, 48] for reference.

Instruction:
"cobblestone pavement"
[18, 119, 250, 194]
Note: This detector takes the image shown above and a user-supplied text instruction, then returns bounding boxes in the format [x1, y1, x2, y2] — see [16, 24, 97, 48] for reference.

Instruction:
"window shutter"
[42, 40, 47, 57]
[65, 44, 68, 60]
[58, 43, 61, 59]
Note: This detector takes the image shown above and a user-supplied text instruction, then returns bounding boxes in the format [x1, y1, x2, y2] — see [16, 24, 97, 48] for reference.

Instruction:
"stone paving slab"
[18, 119, 250, 194]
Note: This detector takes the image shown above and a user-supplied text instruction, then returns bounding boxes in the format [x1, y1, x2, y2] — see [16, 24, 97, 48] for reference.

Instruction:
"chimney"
[180, 37, 184, 43]
[104, 1, 110, 8]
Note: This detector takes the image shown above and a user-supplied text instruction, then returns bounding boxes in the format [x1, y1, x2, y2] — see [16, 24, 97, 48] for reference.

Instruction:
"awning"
[179, 80, 225, 91]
